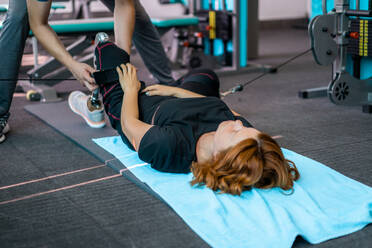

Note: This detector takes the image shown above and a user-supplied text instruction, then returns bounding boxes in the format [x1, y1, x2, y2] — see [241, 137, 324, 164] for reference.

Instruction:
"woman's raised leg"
[94, 41, 137, 149]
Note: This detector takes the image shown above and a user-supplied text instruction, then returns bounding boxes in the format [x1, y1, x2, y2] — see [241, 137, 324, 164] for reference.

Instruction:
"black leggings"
[94, 42, 220, 148]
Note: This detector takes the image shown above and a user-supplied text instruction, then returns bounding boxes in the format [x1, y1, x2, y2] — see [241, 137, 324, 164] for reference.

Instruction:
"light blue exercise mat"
[93, 136, 372, 248]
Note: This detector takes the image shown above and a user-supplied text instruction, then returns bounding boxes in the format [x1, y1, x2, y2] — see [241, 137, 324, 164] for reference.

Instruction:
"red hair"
[190, 133, 300, 195]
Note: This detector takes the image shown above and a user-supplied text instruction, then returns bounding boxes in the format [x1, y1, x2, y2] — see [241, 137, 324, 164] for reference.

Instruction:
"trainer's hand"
[116, 63, 141, 93]
[70, 62, 97, 91]
[141, 84, 176, 97]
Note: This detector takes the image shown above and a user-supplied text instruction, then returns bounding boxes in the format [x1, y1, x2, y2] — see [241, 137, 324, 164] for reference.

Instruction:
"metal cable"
[220, 48, 312, 97]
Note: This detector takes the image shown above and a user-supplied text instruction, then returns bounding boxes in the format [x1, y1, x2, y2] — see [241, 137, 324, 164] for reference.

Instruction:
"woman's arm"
[117, 64, 153, 151]
[230, 109, 241, 116]
[142, 84, 205, 98]
[143, 84, 241, 115]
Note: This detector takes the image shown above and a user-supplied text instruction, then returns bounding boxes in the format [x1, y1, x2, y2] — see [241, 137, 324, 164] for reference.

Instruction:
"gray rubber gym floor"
[1, 27, 371, 248]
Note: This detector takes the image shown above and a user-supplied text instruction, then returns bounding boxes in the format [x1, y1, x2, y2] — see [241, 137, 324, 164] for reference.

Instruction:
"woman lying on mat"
[73, 41, 300, 195]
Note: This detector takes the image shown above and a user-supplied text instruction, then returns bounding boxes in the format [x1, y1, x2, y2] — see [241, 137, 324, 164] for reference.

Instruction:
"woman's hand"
[141, 84, 177, 97]
[116, 63, 141, 93]
[142, 84, 205, 98]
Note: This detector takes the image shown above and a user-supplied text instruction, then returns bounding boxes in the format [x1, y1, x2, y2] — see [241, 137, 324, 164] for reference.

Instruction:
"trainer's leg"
[132, 0, 174, 84]
[0, 0, 30, 117]
[100, 0, 174, 84]
[114, 0, 135, 54]
[176, 68, 220, 98]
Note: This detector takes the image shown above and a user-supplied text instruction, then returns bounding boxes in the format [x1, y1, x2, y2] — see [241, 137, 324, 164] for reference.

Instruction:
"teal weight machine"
[159, 0, 274, 75]
[301, 0, 372, 113]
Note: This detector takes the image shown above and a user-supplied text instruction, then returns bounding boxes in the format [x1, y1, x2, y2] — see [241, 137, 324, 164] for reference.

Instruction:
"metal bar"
[247, 0, 259, 60]
[189, 0, 195, 15]
[345, 9, 372, 16]
[354, 0, 361, 79]
[298, 87, 328, 99]
[222, 0, 227, 11]
[232, 0, 239, 70]
[32, 37, 39, 70]
[322, 0, 327, 14]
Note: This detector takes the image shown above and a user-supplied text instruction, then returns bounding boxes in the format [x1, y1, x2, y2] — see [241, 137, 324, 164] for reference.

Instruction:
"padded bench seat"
[151, 15, 199, 27]
[0, 16, 199, 34]
[0, 6, 7, 13]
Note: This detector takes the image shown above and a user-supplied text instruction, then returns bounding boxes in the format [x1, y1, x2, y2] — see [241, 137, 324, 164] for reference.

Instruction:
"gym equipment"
[71, 0, 94, 19]
[161, 0, 272, 75]
[220, 49, 310, 97]
[0, 5, 8, 13]
[26, 90, 41, 101]
[301, 0, 372, 113]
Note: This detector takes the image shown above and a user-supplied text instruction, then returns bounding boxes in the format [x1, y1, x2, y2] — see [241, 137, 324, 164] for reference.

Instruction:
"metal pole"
[32, 37, 39, 70]
[247, 0, 259, 60]
[322, 0, 327, 14]
[354, 0, 361, 79]
[189, 0, 195, 15]
[232, 0, 239, 70]
[338, 4, 349, 73]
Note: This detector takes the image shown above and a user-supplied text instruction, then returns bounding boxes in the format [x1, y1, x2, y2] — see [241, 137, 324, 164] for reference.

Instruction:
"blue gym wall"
[312, 0, 372, 79]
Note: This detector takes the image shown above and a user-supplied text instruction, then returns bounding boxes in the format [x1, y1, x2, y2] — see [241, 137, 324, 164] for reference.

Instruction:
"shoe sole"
[68, 95, 106, 128]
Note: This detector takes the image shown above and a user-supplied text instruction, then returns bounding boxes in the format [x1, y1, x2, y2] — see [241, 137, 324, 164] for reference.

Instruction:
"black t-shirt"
[137, 96, 252, 173]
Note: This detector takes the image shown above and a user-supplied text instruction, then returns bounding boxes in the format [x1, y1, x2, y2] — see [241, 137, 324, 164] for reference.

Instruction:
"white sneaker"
[68, 91, 106, 128]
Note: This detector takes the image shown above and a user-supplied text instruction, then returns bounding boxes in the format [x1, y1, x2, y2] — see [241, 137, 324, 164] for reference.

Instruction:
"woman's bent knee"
[94, 43, 130, 71]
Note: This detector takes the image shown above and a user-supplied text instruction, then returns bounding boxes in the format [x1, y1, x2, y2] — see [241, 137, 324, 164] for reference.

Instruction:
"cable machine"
[301, 0, 372, 113]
